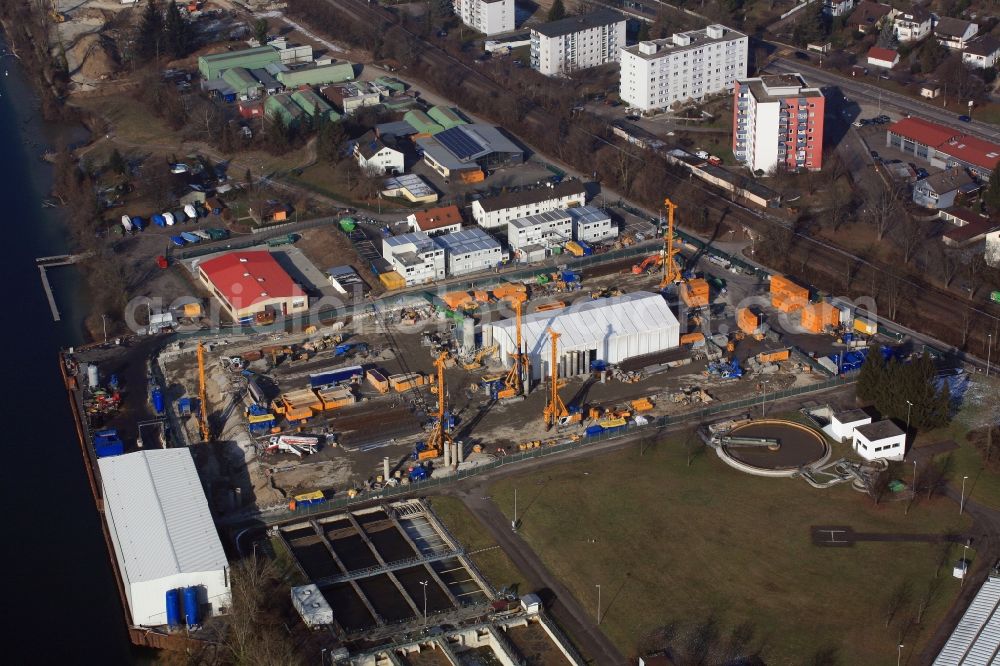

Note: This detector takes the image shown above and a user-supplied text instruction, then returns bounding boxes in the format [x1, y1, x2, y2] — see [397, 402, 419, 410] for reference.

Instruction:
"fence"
[225, 373, 856, 528]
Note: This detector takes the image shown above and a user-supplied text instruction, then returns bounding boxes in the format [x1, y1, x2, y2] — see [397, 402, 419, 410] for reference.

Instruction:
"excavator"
[542, 329, 569, 430]
[631, 253, 662, 275]
[497, 298, 528, 400]
[416, 351, 453, 461]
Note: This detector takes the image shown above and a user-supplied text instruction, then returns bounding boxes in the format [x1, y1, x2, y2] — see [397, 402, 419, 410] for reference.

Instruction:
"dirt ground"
[295, 226, 379, 295]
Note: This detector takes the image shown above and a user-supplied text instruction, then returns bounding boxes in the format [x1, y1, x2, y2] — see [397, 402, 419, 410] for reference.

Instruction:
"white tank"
[462, 317, 475, 351]
[87, 363, 99, 389]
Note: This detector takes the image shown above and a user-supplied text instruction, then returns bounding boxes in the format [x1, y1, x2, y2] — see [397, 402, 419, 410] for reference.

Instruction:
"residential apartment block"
[530, 10, 626, 76]
[507, 210, 573, 251]
[471, 181, 587, 229]
[619, 24, 748, 113]
[453, 0, 514, 37]
[732, 73, 825, 173]
[382, 232, 445, 286]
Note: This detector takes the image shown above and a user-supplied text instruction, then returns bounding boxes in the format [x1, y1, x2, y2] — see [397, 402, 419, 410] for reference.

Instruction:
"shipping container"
[308, 365, 362, 388]
[380, 271, 406, 290]
[853, 318, 877, 335]
[800, 302, 839, 334]
[564, 241, 585, 257]
[366, 368, 390, 394]
[680, 278, 710, 308]
[183, 302, 202, 317]
[315, 385, 356, 410]
[389, 372, 426, 392]
[769, 275, 809, 310]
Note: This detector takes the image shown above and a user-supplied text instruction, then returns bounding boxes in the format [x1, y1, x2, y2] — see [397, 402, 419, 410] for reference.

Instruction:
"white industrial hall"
[484, 291, 680, 380]
[99, 448, 231, 627]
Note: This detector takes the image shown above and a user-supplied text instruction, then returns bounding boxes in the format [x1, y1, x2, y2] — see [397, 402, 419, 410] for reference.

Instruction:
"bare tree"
[883, 580, 912, 628]
[965, 250, 986, 298]
[864, 181, 903, 241]
[938, 246, 962, 287]
[915, 577, 943, 623]
[896, 216, 925, 265]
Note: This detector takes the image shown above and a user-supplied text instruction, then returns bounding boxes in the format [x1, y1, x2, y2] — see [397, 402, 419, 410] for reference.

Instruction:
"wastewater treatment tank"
[719, 419, 830, 477]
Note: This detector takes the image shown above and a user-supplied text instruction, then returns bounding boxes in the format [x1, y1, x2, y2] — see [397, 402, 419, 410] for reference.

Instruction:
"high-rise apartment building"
[453, 0, 514, 37]
[732, 74, 825, 173]
[530, 10, 626, 76]
[619, 24, 747, 112]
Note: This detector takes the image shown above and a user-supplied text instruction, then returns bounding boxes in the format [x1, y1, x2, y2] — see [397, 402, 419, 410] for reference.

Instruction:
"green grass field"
[488, 432, 972, 665]
[428, 496, 529, 596]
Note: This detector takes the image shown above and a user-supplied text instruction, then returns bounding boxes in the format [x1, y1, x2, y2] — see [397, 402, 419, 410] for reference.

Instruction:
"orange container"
[680, 332, 705, 344]
[758, 349, 790, 363]
[800, 302, 839, 333]
[366, 369, 389, 394]
[680, 279, 710, 308]
[737, 307, 760, 335]
[442, 291, 473, 309]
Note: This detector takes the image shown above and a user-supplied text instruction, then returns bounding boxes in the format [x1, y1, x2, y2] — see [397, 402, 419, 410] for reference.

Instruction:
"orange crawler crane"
[659, 197, 682, 289]
[419, 351, 453, 461]
[197, 341, 210, 442]
[498, 298, 528, 400]
[543, 329, 569, 430]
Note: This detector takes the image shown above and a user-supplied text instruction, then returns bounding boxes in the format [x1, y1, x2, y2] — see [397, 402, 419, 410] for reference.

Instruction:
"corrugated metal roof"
[935, 576, 1000, 665]
[435, 227, 500, 255]
[566, 205, 610, 226]
[99, 449, 228, 583]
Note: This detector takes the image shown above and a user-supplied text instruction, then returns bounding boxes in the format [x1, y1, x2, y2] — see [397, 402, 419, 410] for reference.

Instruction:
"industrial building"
[98, 448, 230, 627]
[407, 205, 463, 236]
[404, 109, 444, 136]
[382, 232, 446, 285]
[427, 105, 468, 130]
[198, 45, 282, 80]
[733, 73, 825, 173]
[197, 251, 308, 322]
[264, 94, 306, 129]
[933, 570, 1000, 664]
[321, 82, 381, 114]
[276, 60, 355, 88]
[290, 89, 337, 123]
[529, 9, 626, 76]
[382, 174, 439, 204]
[454, 0, 514, 36]
[416, 124, 523, 182]
[852, 420, 906, 461]
[485, 291, 680, 380]
[354, 130, 405, 175]
[472, 181, 587, 229]
[567, 206, 617, 242]
[886, 117, 1000, 180]
[619, 24, 748, 112]
[507, 210, 572, 251]
[435, 227, 505, 276]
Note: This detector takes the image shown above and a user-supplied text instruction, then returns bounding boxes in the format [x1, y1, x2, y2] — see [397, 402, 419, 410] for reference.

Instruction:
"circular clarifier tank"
[719, 419, 830, 477]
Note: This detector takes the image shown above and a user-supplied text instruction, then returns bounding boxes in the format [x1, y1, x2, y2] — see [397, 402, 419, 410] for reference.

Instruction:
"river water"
[1, 37, 137, 663]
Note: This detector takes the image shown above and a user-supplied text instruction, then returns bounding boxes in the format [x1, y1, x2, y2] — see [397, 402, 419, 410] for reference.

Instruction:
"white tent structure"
[934, 575, 1000, 665]
[99, 448, 230, 627]
[485, 291, 680, 380]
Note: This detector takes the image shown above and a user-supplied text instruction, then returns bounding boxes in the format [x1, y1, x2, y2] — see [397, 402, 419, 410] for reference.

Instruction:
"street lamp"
[897, 643, 904, 666]
[987, 333, 993, 377]
[906, 399, 913, 434]
[420, 580, 428, 626]
[761, 380, 769, 418]
[101, 314, 108, 344]
[960, 475, 970, 515]
[595, 584, 601, 625]
[961, 543, 970, 588]
[512, 487, 518, 532]
[321, 648, 328, 665]
[913, 460, 917, 493]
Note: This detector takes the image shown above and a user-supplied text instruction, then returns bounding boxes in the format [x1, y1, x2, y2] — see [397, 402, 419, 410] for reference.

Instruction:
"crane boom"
[660, 197, 681, 289]
[543, 329, 568, 430]
[499, 298, 524, 399]
[197, 341, 210, 442]
[423, 351, 453, 460]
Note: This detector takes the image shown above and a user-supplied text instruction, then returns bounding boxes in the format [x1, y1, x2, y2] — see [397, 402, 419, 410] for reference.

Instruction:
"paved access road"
[767, 58, 1000, 143]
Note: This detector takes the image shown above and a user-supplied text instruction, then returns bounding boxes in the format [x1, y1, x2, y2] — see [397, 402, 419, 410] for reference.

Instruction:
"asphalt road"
[767, 58, 1000, 143]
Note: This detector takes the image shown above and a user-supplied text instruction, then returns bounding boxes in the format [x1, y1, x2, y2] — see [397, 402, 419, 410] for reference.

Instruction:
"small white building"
[829, 409, 872, 442]
[472, 181, 586, 229]
[382, 232, 445, 285]
[354, 131, 404, 176]
[434, 227, 505, 276]
[507, 210, 573, 251]
[453, 0, 514, 37]
[852, 420, 906, 461]
[962, 35, 1000, 69]
[530, 10, 626, 76]
[567, 206, 617, 243]
[867, 46, 900, 69]
[822, 0, 855, 17]
[99, 449, 230, 627]
[291, 584, 334, 628]
[894, 9, 932, 43]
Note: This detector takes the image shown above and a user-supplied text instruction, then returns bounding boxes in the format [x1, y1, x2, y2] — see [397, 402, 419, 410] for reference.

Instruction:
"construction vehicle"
[461, 345, 498, 371]
[542, 329, 568, 430]
[659, 198, 682, 289]
[414, 352, 452, 461]
[498, 298, 528, 400]
[632, 254, 662, 275]
[197, 342, 210, 441]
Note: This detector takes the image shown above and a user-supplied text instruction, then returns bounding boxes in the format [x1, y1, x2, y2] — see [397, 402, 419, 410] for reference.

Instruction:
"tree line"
[856, 349, 951, 429]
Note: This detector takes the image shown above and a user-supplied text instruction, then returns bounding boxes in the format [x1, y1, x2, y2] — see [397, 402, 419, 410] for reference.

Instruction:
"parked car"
[916, 168, 929, 179]
[958, 115, 972, 122]
[870, 150, 879, 159]
[852, 120, 864, 127]
[877, 115, 890, 123]
[625, 114, 640, 121]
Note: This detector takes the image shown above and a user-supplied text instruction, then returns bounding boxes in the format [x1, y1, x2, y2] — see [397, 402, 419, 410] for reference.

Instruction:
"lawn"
[919, 374, 1000, 511]
[488, 430, 972, 665]
[427, 496, 530, 597]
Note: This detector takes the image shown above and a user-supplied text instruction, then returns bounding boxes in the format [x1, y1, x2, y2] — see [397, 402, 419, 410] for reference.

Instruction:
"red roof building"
[407, 205, 463, 236]
[886, 117, 1000, 179]
[197, 251, 307, 322]
[866, 47, 899, 68]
